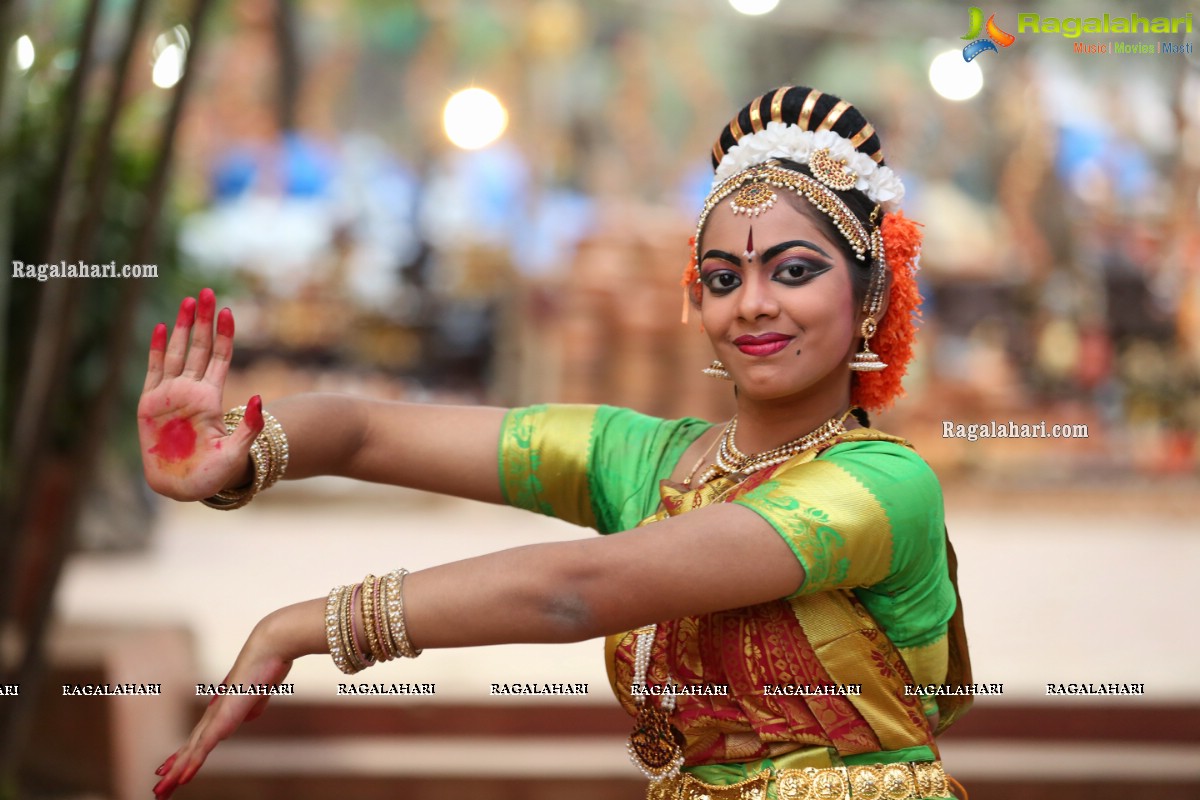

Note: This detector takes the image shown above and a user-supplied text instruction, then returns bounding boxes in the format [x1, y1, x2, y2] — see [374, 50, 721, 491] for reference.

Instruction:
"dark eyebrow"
[761, 239, 832, 262]
[700, 249, 741, 266]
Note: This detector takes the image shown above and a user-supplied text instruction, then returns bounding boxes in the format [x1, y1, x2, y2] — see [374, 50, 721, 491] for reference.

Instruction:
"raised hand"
[138, 288, 262, 501]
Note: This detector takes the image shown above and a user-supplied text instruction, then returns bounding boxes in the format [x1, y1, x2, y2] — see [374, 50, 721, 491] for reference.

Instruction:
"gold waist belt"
[647, 760, 952, 800]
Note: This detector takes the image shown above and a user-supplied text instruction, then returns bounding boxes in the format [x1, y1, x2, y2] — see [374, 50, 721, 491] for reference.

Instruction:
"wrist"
[202, 403, 289, 510]
[258, 599, 327, 662]
[224, 456, 254, 492]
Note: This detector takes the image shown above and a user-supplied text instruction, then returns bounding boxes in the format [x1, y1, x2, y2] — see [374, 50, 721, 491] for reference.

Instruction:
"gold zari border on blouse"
[898, 636, 950, 690]
[498, 404, 598, 529]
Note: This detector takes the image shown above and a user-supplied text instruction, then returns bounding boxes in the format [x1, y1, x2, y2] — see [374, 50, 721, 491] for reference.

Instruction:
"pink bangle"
[349, 584, 372, 664]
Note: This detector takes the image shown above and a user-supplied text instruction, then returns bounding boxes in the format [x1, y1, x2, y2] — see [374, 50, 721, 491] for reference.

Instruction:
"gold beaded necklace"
[695, 409, 853, 487]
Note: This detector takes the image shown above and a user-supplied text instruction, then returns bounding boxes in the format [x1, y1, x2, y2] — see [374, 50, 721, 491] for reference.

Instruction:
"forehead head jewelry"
[730, 183, 776, 217]
[696, 163, 873, 265]
[694, 87, 906, 269]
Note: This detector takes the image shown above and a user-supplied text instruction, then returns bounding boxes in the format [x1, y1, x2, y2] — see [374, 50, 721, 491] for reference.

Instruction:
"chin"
[729, 363, 850, 403]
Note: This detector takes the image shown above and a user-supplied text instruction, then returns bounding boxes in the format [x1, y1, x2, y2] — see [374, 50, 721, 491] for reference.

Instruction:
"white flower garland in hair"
[712, 122, 905, 209]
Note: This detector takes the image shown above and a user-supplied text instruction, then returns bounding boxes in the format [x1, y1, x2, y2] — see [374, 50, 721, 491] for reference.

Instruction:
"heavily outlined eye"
[773, 259, 829, 285]
[701, 270, 741, 294]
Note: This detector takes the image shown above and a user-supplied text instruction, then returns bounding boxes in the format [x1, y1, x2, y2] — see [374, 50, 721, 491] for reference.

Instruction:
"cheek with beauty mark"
[148, 418, 197, 463]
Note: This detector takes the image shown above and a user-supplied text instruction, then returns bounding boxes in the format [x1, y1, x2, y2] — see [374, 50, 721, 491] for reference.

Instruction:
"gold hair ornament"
[809, 147, 858, 192]
[694, 163, 873, 266]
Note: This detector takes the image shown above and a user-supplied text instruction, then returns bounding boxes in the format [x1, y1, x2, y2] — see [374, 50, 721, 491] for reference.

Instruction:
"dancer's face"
[697, 195, 859, 404]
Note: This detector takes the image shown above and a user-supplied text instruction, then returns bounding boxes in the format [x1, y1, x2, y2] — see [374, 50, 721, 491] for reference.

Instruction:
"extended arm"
[243, 394, 508, 502]
[151, 502, 807, 797]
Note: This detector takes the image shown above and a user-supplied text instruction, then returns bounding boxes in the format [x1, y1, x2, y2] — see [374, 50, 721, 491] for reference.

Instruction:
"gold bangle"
[259, 408, 290, 489]
[378, 571, 398, 660]
[373, 572, 392, 660]
[385, 568, 422, 659]
[200, 404, 289, 510]
[361, 574, 388, 663]
[339, 582, 367, 673]
[326, 585, 355, 675]
[350, 582, 376, 672]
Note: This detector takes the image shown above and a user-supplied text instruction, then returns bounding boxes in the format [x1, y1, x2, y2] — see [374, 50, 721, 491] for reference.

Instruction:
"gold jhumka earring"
[849, 317, 886, 372]
[702, 360, 732, 380]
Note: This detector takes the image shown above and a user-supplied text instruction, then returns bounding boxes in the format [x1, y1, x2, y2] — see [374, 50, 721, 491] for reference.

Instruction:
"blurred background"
[0, 0, 1197, 798]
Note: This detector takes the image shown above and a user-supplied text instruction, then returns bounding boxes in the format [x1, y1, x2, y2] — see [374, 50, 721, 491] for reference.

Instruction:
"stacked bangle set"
[201, 405, 290, 510]
[326, 569, 422, 674]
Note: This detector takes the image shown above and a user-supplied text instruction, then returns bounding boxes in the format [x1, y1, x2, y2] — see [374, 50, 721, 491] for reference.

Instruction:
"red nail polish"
[245, 395, 263, 431]
[151, 323, 167, 350]
[197, 288, 215, 321]
[176, 297, 196, 327]
[216, 308, 235, 337]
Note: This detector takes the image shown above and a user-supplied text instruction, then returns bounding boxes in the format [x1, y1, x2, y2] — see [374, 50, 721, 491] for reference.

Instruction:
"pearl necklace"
[696, 410, 851, 486]
[626, 625, 685, 780]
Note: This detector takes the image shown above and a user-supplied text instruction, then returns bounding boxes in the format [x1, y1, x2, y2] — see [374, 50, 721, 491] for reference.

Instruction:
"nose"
[736, 268, 779, 321]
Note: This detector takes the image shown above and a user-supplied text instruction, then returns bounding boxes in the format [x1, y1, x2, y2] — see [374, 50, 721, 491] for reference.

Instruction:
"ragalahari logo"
[962, 7, 1016, 61]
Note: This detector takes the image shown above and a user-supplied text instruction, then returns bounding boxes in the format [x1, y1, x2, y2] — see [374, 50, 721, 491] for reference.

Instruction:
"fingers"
[143, 323, 168, 393]
[162, 296, 197, 379]
[178, 760, 203, 787]
[203, 307, 236, 388]
[218, 396, 263, 486]
[245, 694, 270, 722]
[153, 737, 212, 798]
[153, 750, 186, 798]
[234, 395, 265, 447]
[181, 288, 216, 379]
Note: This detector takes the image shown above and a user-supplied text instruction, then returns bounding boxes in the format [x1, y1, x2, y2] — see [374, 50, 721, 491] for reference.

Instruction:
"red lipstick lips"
[733, 332, 794, 357]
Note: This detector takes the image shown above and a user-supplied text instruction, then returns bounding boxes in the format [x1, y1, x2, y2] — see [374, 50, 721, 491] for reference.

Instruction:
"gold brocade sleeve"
[497, 404, 598, 529]
[732, 459, 893, 597]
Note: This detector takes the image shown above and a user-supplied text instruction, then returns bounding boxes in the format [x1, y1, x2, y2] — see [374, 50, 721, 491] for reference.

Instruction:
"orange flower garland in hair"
[852, 210, 924, 412]
[681, 236, 701, 323]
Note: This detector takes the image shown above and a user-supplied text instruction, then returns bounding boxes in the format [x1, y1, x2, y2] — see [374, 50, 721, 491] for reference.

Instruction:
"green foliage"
[1, 48, 225, 471]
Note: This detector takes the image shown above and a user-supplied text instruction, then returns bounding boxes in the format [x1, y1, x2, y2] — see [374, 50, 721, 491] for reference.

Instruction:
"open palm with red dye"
[138, 288, 262, 501]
